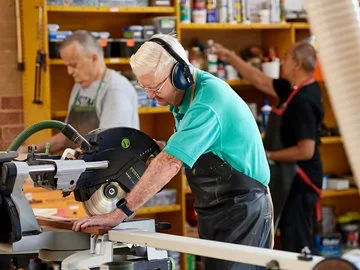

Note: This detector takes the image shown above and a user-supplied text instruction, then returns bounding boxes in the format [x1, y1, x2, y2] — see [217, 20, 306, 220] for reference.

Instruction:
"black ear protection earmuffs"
[148, 38, 194, 91]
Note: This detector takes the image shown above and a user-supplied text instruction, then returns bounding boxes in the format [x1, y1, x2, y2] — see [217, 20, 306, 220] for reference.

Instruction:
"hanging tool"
[33, 5, 46, 104]
[14, 0, 24, 71]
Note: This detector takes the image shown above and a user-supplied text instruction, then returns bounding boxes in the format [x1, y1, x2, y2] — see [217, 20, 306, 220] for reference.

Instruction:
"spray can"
[180, 0, 191, 23]
[261, 99, 272, 132]
[269, 0, 280, 23]
[227, 0, 235, 23]
[206, 0, 218, 23]
[219, 0, 228, 23]
[234, 0, 242, 23]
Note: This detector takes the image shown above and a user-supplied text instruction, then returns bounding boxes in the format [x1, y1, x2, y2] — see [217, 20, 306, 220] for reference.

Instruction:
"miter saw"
[0, 122, 174, 269]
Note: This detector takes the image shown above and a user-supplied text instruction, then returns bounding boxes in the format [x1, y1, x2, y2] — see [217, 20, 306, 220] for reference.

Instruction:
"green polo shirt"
[163, 70, 269, 185]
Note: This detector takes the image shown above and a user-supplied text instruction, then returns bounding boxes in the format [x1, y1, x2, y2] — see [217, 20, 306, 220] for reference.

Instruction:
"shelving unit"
[50, 58, 131, 65]
[47, 5, 175, 13]
[21, 1, 187, 268]
[20, 1, 359, 267]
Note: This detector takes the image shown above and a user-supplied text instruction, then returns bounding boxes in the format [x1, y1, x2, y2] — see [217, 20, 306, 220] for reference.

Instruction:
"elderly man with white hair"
[73, 34, 272, 270]
[21, 30, 139, 153]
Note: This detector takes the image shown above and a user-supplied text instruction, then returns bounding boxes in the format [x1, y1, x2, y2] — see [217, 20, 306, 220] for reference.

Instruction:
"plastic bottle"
[261, 99, 272, 132]
[207, 40, 218, 75]
[217, 62, 226, 80]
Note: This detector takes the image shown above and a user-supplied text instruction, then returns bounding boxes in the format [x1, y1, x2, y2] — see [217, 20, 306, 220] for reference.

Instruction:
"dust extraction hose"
[7, 120, 92, 152]
[305, 0, 360, 190]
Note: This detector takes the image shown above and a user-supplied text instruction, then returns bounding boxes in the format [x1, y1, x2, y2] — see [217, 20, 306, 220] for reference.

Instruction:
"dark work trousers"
[278, 188, 318, 252]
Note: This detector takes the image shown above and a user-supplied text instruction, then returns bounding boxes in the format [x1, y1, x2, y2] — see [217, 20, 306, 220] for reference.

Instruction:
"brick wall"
[0, 1, 24, 150]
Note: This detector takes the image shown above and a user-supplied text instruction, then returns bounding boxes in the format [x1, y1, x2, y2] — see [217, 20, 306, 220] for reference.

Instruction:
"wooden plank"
[37, 217, 111, 234]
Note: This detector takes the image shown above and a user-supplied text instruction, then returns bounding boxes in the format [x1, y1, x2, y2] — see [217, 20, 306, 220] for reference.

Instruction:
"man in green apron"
[212, 42, 324, 253]
[73, 34, 273, 270]
[22, 30, 139, 153]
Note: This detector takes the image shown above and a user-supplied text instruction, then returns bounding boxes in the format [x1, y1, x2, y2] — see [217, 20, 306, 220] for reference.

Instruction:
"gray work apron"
[182, 71, 272, 270]
[263, 76, 321, 231]
[67, 69, 107, 136]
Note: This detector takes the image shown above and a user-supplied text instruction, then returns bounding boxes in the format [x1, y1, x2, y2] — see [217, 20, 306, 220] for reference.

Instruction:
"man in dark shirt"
[213, 42, 324, 252]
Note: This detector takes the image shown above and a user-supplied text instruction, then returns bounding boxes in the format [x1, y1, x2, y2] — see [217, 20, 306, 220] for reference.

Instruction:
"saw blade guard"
[74, 127, 160, 216]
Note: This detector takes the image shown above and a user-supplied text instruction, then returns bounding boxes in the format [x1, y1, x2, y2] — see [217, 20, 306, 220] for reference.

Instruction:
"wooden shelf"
[137, 204, 181, 215]
[292, 22, 309, 30]
[52, 107, 170, 118]
[138, 107, 170, 114]
[323, 188, 359, 199]
[179, 23, 291, 30]
[226, 79, 251, 87]
[47, 5, 175, 14]
[321, 136, 342, 144]
[50, 58, 130, 65]
[52, 110, 67, 118]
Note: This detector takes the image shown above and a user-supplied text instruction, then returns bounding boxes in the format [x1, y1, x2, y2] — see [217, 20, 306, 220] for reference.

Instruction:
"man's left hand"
[72, 209, 126, 231]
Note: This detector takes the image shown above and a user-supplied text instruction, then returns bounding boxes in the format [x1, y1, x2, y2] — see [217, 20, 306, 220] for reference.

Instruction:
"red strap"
[271, 76, 314, 116]
[297, 167, 322, 222]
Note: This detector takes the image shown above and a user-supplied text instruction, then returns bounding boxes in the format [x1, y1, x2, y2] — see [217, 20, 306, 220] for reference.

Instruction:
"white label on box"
[109, 7, 119, 12]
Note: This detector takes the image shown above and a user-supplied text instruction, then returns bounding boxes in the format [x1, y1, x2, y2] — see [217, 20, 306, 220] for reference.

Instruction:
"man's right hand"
[212, 43, 233, 62]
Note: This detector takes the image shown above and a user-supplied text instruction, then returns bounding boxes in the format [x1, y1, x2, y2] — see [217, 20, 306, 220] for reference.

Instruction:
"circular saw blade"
[83, 182, 126, 217]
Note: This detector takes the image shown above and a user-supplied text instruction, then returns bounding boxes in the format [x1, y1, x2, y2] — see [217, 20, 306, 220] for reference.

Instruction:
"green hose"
[7, 120, 92, 152]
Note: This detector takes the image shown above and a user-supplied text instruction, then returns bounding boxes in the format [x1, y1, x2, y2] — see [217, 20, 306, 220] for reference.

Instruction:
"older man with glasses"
[73, 34, 273, 270]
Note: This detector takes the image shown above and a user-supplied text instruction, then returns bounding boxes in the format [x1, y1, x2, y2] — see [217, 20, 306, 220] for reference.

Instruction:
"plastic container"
[48, 24, 60, 32]
[261, 99, 272, 132]
[154, 189, 176, 205]
[129, 25, 144, 39]
[63, 0, 99, 5]
[49, 40, 63, 59]
[99, 0, 134, 6]
[48, 31, 72, 40]
[143, 25, 155, 39]
[192, 9, 207, 24]
[153, 17, 176, 35]
[135, 0, 148, 6]
[150, 0, 170, 6]
[119, 39, 144, 57]
[47, 0, 64, 5]
[261, 60, 280, 79]
[314, 234, 342, 257]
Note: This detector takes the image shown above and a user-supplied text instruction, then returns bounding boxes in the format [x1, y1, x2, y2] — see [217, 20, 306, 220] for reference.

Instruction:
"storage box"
[152, 16, 176, 35]
[99, 0, 137, 6]
[119, 39, 144, 57]
[327, 178, 350, 190]
[154, 189, 177, 205]
[63, 0, 99, 5]
[49, 40, 63, 59]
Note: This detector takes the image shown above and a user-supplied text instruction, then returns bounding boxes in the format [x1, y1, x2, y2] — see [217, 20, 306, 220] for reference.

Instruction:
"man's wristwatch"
[116, 198, 134, 217]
